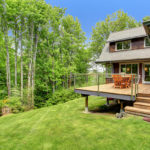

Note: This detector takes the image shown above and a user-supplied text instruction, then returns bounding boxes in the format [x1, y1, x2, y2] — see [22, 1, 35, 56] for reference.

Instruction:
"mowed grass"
[1, 96, 150, 150]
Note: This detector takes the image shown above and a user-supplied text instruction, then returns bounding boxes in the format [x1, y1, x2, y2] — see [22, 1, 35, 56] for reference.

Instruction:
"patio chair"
[120, 77, 129, 88]
[112, 75, 122, 88]
[127, 76, 131, 88]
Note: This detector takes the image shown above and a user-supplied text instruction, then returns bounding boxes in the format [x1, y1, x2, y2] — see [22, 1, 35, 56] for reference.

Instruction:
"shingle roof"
[96, 26, 150, 63]
[96, 43, 150, 63]
[107, 26, 146, 42]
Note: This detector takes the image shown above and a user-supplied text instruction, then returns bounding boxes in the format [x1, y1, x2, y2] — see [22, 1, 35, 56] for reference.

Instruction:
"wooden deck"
[75, 83, 150, 101]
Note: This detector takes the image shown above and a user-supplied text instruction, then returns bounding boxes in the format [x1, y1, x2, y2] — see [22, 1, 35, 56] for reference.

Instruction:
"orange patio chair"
[120, 77, 129, 88]
[112, 75, 122, 88]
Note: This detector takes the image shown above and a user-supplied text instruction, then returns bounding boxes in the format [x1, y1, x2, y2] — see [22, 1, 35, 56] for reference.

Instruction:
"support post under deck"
[106, 98, 109, 106]
[120, 101, 124, 112]
[85, 96, 88, 113]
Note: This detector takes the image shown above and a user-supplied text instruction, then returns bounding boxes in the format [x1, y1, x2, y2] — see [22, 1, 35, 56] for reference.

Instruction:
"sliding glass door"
[120, 64, 138, 74]
[143, 64, 150, 83]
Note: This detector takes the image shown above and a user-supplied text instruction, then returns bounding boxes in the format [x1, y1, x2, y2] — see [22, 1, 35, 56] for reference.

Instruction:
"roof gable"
[96, 26, 150, 63]
[96, 43, 150, 63]
[107, 26, 146, 42]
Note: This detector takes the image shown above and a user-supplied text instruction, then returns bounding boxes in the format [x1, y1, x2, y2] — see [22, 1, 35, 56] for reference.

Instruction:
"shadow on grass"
[89, 103, 120, 115]
[87, 101, 134, 116]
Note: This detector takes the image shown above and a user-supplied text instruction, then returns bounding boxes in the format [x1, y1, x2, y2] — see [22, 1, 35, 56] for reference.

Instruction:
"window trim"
[115, 40, 131, 51]
[144, 37, 150, 48]
[106, 64, 113, 78]
[119, 63, 139, 75]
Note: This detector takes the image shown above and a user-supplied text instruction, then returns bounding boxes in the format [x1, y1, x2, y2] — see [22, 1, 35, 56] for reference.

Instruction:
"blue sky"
[46, 0, 150, 40]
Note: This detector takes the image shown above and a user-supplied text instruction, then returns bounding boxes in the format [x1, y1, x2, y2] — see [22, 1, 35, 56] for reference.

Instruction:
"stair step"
[137, 93, 150, 97]
[125, 110, 150, 118]
[136, 97, 150, 103]
[134, 102, 150, 110]
[125, 106, 150, 116]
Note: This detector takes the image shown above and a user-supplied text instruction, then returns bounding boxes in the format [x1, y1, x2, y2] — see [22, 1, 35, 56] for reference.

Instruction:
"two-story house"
[96, 25, 150, 84]
[75, 21, 150, 117]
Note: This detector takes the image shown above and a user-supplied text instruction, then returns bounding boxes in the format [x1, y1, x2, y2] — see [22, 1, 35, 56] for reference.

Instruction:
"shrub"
[0, 100, 3, 116]
[45, 89, 80, 106]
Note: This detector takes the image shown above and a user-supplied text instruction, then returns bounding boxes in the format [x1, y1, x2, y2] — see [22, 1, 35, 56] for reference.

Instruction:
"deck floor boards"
[75, 83, 150, 96]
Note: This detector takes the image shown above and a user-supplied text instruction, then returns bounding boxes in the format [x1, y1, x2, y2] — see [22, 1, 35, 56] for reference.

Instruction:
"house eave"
[95, 58, 150, 64]
[107, 35, 147, 43]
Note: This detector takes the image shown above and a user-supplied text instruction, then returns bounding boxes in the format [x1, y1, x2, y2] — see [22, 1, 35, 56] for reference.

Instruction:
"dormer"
[143, 20, 150, 37]
[96, 26, 150, 63]
[108, 26, 149, 52]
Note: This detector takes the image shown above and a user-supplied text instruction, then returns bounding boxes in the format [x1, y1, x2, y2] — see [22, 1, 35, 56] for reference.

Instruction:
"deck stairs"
[125, 93, 150, 117]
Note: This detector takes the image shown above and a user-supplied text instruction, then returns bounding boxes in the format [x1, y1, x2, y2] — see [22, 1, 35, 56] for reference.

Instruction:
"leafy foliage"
[0, 0, 89, 112]
[143, 16, 150, 22]
[90, 10, 141, 59]
[45, 89, 80, 106]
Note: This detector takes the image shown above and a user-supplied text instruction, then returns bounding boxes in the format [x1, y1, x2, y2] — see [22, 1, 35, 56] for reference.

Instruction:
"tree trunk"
[52, 41, 55, 93]
[14, 20, 18, 87]
[52, 56, 55, 93]
[31, 29, 38, 108]
[4, 23, 11, 96]
[28, 22, 34, 107]
[20, 18, 24, 102]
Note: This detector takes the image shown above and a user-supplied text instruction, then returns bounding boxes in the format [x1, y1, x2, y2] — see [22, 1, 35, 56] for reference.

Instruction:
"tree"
[143, 16, 150, 22]
[0, 0, 11, 96]
[90, 10, 141, 59]
[0, 0, 90, 109]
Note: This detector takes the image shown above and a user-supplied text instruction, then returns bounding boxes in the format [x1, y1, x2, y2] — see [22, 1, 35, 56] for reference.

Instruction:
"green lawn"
[0, 96, 150, 150]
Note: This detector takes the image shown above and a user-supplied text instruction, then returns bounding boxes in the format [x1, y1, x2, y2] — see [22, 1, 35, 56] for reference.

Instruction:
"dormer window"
[116, 40, 131, 51]
[145, 37, 150, 47]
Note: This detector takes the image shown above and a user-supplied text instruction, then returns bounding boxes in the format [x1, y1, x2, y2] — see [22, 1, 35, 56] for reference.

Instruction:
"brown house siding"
[109, 42, 115, 52]
[139, 63, 142, 83]
[106, 63, 143, 84]
[113, 63, 119, 73]
[109, 37, 145, 52]
[131, 37, 144, 50]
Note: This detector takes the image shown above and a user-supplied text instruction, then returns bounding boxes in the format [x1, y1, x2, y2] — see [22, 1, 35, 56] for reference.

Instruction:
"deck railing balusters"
[137, 76, 139, 94]
[87, 74, 88, 86]
[135, 75, 137, 100]
[97, 73, 100, 94]
[131, 74, 133, 100]
[74, 74, 76, 89]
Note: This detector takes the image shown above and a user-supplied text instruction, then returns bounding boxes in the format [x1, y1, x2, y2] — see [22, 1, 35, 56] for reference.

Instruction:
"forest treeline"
[0, 0, 149, 113]
[0, 0, 90, 111]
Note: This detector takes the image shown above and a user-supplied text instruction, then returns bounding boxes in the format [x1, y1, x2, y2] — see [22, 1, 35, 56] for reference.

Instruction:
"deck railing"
[74, 73, 140, 100]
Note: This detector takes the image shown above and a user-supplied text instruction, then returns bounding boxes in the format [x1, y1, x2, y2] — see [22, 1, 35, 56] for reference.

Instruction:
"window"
[123, 41, 130, 49]
[106, 64, 112, 78]
[120, 64, 138, 74]
[132, 64, 138, 74]
[126, 64, 131, 74]
[116, 40, 131, 51]
[145, 37, 150, 47]
[121, 64, 126, 73]
[117, 42, 123, 50]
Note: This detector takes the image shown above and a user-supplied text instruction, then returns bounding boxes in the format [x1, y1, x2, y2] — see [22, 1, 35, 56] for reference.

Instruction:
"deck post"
[74, 74, 76, 88]
[97, 73, 100, 95]
[120, 101, 124, 112]
[131, 75, 133, 100]
[135, 76, 137, 99]
[106, 98, 109, 106]
[85, 96, 88, 113]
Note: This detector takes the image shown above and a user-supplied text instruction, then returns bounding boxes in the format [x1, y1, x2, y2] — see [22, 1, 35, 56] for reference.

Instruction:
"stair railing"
[131, 74, 140, 101]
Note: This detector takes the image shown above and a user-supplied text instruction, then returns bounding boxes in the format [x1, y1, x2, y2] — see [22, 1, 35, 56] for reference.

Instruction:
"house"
[96, 25, 150, 84]
[75, 20, 150, 117]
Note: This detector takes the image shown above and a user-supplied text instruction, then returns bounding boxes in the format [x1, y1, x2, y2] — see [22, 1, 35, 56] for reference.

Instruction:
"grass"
[0, 96, 150, 150]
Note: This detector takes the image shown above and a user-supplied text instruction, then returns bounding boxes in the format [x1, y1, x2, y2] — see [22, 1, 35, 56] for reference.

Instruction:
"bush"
[45, 89, 80, 106]
[0, 100, 3, 116]
[0, 96, 23, 114]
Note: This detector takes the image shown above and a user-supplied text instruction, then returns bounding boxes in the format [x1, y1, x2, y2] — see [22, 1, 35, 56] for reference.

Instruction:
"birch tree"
[1, 0, 11, 96]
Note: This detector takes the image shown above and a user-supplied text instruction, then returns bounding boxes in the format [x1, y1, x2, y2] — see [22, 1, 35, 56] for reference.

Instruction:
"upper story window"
[145, 37, 150, 47]
[116, 40, 131, 51]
